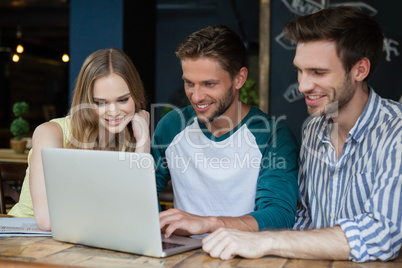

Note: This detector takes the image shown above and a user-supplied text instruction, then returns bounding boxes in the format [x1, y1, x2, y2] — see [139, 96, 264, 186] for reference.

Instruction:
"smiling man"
[202, 7, 402, 262]
[151, 25, 299, 238]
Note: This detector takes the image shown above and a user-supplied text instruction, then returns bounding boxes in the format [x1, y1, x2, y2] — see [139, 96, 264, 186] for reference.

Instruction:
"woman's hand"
[132, 110, 150, 153]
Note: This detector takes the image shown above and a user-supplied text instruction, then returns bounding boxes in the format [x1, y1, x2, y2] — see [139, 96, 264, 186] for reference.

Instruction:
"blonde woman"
[8, 48, 150, 231]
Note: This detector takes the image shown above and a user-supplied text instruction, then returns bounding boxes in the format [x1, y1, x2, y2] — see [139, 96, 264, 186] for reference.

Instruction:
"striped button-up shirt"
[294, 89, 402, 262]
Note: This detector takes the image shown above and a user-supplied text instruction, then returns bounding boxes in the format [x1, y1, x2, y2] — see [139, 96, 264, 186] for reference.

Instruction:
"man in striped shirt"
[203, 6, 402, 262]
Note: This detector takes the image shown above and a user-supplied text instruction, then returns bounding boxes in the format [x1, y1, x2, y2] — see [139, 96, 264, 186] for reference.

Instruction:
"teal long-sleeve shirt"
[151, 105, 299, 230]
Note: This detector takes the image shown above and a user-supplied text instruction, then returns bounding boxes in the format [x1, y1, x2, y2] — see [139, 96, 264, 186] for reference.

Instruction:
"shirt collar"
[318, 87, 380, 143]
[347, 87, 380, 143]
[318, 115, 332, 143]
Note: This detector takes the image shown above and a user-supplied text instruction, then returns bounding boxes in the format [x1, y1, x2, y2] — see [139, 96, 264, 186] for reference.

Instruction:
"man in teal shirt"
[152, 25, 299, 237]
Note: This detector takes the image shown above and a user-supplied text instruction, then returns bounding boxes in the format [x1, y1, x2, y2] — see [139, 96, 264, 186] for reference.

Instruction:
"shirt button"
[330, 213, 335, 218]
[329, 148, 333, 153]
[333, 175, 338, 181]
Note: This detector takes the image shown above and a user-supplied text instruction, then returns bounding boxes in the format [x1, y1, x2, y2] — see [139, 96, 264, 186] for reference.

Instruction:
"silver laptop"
[42, 148, 201, 257]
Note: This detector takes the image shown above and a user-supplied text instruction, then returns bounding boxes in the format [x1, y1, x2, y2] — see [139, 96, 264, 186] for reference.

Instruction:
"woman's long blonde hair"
[66, 48, 146, 151]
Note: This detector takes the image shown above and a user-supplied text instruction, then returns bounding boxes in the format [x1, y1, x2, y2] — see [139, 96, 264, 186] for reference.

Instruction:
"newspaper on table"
[0, 217, 52, 236]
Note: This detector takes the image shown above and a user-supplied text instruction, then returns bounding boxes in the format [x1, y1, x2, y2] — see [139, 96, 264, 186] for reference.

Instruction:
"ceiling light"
[62, 54, 69, 62]
[12, 54, 20, 62]
[16, 44, 24, 53]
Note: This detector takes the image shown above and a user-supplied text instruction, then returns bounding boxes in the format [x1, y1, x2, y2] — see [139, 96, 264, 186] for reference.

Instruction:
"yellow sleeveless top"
[8, 116, 71, 217]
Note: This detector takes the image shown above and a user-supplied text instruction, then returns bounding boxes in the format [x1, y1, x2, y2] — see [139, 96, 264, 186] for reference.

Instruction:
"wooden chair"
[0, 163, 28, 214]
[159, 180, 174, 210]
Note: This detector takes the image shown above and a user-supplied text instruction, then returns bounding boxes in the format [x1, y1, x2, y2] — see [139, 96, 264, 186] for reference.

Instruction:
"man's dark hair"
[283, 6, 384, 80]
[175, 25, 246, 79]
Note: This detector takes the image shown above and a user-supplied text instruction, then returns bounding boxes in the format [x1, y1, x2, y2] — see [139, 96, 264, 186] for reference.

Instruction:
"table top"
[0, 236, 401, 267]
[0, 148, 29, 163]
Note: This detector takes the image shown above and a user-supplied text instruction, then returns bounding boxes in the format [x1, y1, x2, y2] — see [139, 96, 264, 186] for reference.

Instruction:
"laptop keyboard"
[162, 241, 185, 250]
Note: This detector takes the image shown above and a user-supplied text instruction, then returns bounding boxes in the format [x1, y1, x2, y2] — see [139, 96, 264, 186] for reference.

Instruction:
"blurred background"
[0, 0, 400, 148]
[0, 0, 260, 148]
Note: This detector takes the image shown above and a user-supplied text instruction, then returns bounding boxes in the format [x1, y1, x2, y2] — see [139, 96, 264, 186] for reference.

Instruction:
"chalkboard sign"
[270, 0, 402, 144]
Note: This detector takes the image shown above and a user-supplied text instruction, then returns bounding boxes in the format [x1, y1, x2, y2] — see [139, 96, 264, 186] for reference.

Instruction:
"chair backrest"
[159, 180, 174, 210]
[0, 163, 28, 214]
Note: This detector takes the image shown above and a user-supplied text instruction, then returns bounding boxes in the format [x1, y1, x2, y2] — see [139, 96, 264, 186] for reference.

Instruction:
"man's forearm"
[216, 215, 259, 232]
[202, 225, 350, 260]
[266, 226, 350, 260]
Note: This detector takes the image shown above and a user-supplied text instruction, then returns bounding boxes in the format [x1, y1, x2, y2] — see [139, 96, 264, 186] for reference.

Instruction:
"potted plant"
[10, 101, 30, 154]
[240, 78, 259, 106]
